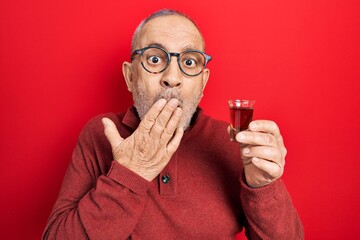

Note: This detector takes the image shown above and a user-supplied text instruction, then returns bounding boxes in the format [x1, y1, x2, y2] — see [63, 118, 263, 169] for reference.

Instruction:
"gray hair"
[130, 9, 205, 52]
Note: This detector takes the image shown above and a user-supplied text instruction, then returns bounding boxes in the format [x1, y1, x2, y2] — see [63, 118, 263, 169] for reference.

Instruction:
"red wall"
[1, 0, 359, 239]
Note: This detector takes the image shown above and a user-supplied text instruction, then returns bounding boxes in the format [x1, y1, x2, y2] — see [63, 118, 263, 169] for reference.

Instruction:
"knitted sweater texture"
[43, 107, 304, 239]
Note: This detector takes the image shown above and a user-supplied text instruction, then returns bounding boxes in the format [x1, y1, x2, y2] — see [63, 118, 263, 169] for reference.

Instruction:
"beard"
[132, 86, 202, 130]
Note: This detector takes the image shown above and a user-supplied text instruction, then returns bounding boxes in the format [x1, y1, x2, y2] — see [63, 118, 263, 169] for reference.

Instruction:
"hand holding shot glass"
[228, 100, 255, 141]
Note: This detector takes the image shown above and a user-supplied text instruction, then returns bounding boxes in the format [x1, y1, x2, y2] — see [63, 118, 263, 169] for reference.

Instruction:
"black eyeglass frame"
[131, 46, 212, 77]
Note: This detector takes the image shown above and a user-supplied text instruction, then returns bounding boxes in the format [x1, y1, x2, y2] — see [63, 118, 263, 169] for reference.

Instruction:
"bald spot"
[133, 15, 205, 52]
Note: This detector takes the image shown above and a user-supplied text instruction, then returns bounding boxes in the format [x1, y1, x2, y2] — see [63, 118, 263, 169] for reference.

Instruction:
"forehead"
[136, 15, 204, 51]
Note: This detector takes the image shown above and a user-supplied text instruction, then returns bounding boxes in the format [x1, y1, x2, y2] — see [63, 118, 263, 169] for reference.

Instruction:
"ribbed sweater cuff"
[107, 161, 150, 196]
[240, 171, 287, 203]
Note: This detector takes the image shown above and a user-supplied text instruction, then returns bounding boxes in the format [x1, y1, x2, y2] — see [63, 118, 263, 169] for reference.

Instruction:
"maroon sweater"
[43, 107, 304, 239]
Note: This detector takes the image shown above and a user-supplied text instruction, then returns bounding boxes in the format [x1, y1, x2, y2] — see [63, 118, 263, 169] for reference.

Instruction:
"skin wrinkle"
[130, 9, 206, 52]
[143, 43, 201, 54]
[135, 17, 204, 52]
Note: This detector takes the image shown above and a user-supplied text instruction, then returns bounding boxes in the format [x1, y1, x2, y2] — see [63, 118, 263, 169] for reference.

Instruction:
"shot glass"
[228, 100, 255, 141]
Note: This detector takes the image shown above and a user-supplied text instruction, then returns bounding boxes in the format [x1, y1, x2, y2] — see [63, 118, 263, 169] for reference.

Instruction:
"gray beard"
[133, 88, 202, 130]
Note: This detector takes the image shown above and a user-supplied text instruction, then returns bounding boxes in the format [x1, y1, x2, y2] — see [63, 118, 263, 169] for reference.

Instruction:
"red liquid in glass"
[229, 107, 254, 140]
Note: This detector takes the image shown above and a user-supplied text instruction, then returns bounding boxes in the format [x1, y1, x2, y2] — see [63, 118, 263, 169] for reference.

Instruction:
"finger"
[249, 120, 281, 138]
[277, 134, 287, 150]
[240, 154, 253, 165]
[236, 131, 278, 147]
[150, 98, 180, 138]
[102, 118, 124, 149]
[166, 127, 184, 154]
[160, 107, 183, 144]
[242, 146, 283, 164]
[251, 157, 283, 179]
[139, 98, 167, 133]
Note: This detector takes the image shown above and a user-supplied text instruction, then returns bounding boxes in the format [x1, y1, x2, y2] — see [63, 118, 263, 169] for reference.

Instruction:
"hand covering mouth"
[154, 89, 184, 108]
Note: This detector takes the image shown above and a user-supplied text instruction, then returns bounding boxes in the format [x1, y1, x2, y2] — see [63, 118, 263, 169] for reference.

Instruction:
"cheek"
[137, 74, 162, 96]
[181, 79, 204, 97]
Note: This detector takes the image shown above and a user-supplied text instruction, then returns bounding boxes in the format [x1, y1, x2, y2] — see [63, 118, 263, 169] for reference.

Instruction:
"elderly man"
[43, 9, 303, 239]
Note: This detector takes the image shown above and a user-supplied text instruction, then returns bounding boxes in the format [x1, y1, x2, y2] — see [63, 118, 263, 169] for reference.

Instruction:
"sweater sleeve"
[239, 173, 304, 240]
[43, 121, 150, 240]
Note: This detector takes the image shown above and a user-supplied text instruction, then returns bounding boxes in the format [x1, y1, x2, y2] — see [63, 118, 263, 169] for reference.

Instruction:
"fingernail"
[177, 127, 184, 133]
[250, 122, 257, 130]
[175, 107, 182, 116]
[157, 99, 167, 107]
[169, 98, 179, 107]
[237, 132, 246, 141]
[102, 118, 110, 126]
[243, 148, 250, 155]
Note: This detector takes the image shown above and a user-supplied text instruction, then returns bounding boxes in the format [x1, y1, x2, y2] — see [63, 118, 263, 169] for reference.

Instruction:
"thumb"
[102, 117, 124, 150]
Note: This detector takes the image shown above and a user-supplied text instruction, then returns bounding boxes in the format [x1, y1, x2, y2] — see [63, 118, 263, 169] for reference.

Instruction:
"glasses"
[131, 46, 212, 77]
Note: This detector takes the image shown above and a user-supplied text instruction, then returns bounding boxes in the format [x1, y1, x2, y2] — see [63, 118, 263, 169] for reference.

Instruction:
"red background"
[1, 0, 359, 239]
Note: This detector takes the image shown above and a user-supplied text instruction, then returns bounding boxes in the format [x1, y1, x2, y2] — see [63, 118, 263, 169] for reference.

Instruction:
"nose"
[160, 56, 182, 88]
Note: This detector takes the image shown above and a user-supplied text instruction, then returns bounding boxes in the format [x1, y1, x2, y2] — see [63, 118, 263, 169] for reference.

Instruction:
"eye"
[183, 58, 197, 68]
[148, 56, 162, 65]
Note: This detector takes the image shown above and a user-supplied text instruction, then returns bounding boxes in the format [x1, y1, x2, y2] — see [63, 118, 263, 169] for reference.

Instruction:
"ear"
[201, 68, 210, 92]
[122, 61, 133, 92]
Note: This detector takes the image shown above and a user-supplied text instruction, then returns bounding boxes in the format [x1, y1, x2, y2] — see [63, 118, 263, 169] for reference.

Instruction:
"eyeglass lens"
[140, 47, 206, 76]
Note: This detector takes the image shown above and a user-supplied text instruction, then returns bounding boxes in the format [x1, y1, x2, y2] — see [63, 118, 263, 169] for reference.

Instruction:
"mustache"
[154, 89, 184, 108]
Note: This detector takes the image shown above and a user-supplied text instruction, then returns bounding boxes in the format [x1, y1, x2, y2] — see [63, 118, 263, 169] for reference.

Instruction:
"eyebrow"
[146, 42, 201, 52]
[147, 42, 166, 49]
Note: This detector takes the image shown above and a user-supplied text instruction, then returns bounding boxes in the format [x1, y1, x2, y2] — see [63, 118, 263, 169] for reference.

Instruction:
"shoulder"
[82, 112, 121, 131]
[83, 112, 122, 129]
[78, 112, 125, 142]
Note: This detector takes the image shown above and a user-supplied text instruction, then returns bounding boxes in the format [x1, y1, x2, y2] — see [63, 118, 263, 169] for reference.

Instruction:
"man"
[43, 9, 304, 239]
